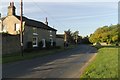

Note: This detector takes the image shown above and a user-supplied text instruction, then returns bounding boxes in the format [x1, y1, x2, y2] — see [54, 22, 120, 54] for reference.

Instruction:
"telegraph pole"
[20, 0, 23, 56]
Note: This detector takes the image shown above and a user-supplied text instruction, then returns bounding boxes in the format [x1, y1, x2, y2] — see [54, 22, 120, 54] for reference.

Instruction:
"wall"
[56, 37, 64, 47]
[2, 33, 21, 54]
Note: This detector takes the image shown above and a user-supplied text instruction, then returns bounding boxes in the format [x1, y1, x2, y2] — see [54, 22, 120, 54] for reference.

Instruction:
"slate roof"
[15, 15, 57, 31]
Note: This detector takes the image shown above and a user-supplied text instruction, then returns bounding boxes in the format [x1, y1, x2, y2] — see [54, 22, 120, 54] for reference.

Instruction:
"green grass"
[80, 47, 119, 78]
[2, 45, 76, 64]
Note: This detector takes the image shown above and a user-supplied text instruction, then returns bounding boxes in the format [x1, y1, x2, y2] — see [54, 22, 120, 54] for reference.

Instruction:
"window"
[33, 27, 37, 33]
[50, 38, 53, 46]
[14, 24, 20, 31]
[49, 30, 52, 33]
[33, 37, 38, 47]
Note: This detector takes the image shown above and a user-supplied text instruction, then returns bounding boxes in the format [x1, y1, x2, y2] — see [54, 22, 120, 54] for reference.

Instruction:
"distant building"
[0, 2, 57, 54]
[56, 34, 64, 47]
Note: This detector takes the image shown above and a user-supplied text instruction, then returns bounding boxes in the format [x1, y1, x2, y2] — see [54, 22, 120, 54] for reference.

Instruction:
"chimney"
[45, 17, 48, 26]
[0, 13, 1, 18]
[7, 2, 16, 16]
[11, 2, 14, 7]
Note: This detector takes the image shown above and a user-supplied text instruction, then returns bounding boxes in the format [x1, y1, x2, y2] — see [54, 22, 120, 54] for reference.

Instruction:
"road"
[2, 45, 97, 78]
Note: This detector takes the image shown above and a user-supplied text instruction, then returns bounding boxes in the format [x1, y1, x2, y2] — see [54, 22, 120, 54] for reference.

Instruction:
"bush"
[26, 42, 33, 49]
[46, 41, 51, 49]
[38, 41, 43, 49]
[24, 42, 33, 52]
[53, 42, 56, 47]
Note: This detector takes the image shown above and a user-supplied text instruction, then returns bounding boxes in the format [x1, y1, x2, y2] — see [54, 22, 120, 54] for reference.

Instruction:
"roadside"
[2, 45, 76, 64]
[80, 46, 119, 78]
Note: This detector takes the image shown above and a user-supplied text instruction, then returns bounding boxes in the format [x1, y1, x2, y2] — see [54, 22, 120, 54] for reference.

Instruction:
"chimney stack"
[7, 2, 16, 16]
[45, 17, 48, 26]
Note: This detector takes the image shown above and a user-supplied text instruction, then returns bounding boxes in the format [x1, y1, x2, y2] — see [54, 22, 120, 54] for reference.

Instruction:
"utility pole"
[20, 0, 23, 56]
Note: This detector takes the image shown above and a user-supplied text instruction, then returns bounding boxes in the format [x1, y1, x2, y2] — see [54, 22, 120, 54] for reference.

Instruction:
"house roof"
[1, 17, 6, 21]
[15, 15, 57, 31]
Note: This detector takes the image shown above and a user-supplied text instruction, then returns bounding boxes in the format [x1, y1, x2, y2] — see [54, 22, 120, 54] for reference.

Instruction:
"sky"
[0, 0, 119, 36]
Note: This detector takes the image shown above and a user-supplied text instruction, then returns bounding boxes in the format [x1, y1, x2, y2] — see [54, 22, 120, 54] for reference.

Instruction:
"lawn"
[80, 46, 119, 78]
[2, 45, 76, 64]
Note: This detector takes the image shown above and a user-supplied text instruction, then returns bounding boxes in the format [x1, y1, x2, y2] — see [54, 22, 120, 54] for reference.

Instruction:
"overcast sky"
[1, 0, 119, 36]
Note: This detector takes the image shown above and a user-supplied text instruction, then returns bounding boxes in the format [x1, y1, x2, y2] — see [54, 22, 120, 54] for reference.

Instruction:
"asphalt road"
[2, 45, 97, 78]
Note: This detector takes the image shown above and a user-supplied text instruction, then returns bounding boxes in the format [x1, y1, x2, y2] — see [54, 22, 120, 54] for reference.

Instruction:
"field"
[80, 47, 119, 78]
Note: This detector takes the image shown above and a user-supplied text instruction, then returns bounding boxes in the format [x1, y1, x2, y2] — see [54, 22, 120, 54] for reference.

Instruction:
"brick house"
[0, 2, 57, 54]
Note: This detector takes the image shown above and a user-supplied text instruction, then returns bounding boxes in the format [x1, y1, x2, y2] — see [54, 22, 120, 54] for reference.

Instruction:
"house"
[0, 2, 57, 54]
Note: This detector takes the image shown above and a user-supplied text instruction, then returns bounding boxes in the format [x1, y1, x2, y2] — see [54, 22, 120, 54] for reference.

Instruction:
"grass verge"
[2, 45, 76, 64]
[80, 46, 119, 78]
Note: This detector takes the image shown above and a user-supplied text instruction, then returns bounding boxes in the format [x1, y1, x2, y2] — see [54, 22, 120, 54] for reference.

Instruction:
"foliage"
[26, 41, 33, 49]
[38, 41, 43, 48]
[45, 41, 51, 48]
[65, 29, 81, 44]
[64, 29, 73, 43]
[80, 47, 118, 78]
[72, 31, 79, 43]
[89, 24, 120, 44]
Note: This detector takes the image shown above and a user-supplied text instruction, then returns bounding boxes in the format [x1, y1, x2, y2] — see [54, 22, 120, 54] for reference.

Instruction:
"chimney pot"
[10, 2, 12, 6]
[45, 17, 48, 26]
[11, 2, 14, 6]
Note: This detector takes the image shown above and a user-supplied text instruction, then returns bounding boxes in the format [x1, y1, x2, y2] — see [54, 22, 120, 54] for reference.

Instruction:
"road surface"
[2, 45, 97, 78]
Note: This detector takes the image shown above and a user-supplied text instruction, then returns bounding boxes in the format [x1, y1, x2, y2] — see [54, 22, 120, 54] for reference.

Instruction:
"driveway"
[2, 45, 97, 78]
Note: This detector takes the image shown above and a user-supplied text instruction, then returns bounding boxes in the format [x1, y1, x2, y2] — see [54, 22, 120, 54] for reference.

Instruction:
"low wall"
[56, 38, 64, 47]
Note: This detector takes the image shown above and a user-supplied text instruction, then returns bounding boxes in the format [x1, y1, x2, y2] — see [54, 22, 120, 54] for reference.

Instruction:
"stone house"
[0, 2, 57, 54]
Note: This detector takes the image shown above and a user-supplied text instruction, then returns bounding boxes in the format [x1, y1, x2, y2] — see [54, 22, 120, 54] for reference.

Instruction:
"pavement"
[2, 44, 97, 78]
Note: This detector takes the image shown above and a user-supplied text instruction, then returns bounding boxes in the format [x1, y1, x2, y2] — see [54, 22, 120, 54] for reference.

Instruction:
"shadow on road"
[3, 44, 97, 78]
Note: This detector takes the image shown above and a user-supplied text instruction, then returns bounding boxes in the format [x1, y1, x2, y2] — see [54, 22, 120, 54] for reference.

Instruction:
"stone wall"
[1, 33, 21, 54]
[56, 38, 64, 47]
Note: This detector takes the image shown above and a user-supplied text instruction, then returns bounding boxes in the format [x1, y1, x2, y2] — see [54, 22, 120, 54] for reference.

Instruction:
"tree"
[72, 31, 79, 44]
[89, 24, 119, 44]
[64, 29, 73, 43]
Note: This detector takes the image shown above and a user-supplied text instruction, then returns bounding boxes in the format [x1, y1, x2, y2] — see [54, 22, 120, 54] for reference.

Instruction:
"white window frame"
[33, 33, 38, 47]
[33, 36, 38, 47]
[14, 23, 20, 31]
[42, 39, 46, 48]
[50, 38, 53, 46]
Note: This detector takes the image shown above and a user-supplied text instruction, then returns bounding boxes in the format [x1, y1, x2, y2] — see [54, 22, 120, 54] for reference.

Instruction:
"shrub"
[24, 42, 33, 52]
[53, 42, 56, 47]
[46, 41, 51, 49]
[26, 42, 33, 49]
[38, 41, 43, 49]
